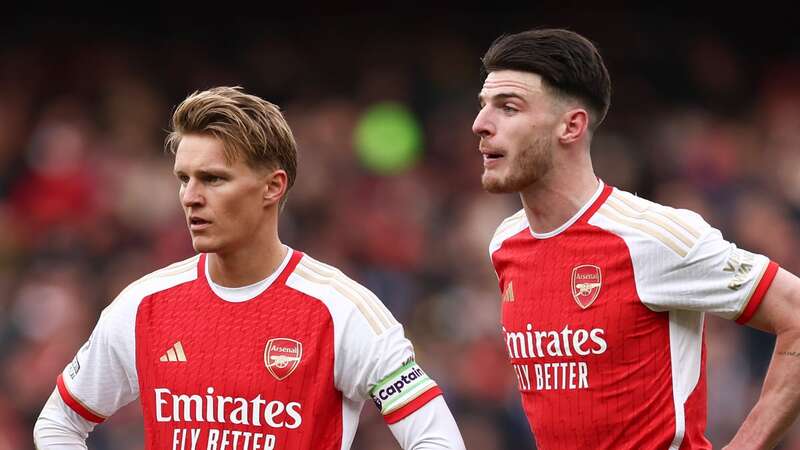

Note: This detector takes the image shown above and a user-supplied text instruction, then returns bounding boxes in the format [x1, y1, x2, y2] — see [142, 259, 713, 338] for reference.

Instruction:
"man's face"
[473, 70, 561, 193]
[173, 134, 269, 254]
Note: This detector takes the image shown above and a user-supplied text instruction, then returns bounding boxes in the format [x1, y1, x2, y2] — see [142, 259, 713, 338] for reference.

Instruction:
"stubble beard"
[482, 136, 554, 194]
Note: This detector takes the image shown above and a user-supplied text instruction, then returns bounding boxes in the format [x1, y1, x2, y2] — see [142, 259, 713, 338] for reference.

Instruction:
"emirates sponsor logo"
[264, 338, 302, 381]
[154, 387, 302, 428]
[503, 323, 607, 359]
[504, 324, 608, 392]
[571, 265, 602, 309]
[155, 387, 302, 450]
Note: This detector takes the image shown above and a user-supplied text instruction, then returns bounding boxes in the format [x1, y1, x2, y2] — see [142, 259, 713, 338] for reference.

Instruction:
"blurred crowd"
[1, 11, 799, 449]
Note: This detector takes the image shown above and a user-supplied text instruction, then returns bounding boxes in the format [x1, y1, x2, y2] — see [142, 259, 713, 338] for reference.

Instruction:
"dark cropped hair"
[481, 28, 611, 130]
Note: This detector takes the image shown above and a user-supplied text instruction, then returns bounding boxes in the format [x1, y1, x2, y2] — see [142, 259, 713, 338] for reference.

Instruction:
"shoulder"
[286, 253, 398, 335]
[102, 254, 200, 318]
[489, 209, 528, 255]
[589, 187, 713, 260]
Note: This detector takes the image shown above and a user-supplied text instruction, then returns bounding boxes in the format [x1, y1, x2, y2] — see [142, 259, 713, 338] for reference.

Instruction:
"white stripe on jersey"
[667, 310, 705, 449]
[489, 209, 527, 257]
[598, 204, 690, 257]
[304, 257, 397, 328]
[611, 191, 701, 239]
[295, 257, 396, 334]
[597, 190, 706, 258]
[605, 196, 695, 248]
[108, 255, 200, 313]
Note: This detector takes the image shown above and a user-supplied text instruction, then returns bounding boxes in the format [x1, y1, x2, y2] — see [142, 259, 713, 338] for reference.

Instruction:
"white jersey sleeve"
[34, 389, 94, 448]
[55, 256, 199, 423]
[287, 255, 443, 424]
[590, 189, 779, 323]
[388, 396, 466, 450]
[489, 209, 528, 258]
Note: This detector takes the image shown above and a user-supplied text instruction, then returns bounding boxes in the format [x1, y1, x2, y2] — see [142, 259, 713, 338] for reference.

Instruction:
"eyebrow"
[173, 167, 231, 177]
[478, 92, 527, 105]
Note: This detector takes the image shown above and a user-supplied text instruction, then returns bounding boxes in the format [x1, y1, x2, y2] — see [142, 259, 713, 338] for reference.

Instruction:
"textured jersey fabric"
[490, 183, 778, 450]
[57, 249, 441, 450]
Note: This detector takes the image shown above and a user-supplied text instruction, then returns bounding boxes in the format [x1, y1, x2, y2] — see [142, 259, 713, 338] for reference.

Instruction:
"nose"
[180, 179, 204, 208]
[472, 106, 495, 138]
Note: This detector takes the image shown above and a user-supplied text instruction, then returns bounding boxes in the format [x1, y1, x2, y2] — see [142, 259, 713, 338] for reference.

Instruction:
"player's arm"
[298, 258, 467, 449]
[330, 294, 466, 448]
[388, 396, 466, 450]
[33, 285, 141, 449]
[366, 356, 465, 450]
[724, 268, 800, 450]
[358, 339, 465, 449]
[33, 390, 94, 449]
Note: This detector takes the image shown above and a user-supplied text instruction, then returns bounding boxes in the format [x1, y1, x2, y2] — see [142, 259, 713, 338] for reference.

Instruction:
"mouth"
[480, 147, 505, 166]
[189, 216, 211, 230]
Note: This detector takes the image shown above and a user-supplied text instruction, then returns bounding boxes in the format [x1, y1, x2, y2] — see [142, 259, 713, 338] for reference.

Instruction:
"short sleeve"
[57, 297, 140, 423]
[286, 255, 443, 424]
[590, 189, 779, 323]
[637, 226, 778, 322]
[337, 318, 442, 424]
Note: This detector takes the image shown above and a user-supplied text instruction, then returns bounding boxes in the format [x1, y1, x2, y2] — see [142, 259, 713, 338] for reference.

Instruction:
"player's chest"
[134, 290, 335, 392]
[495, 237, 671, 392]
[495, 235, 642, 331]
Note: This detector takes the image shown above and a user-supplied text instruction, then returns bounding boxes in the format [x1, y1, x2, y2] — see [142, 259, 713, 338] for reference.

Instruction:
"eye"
[177, 174, 189, 184]
[205, 175, 225, 185]
[502, 105, 518, 114]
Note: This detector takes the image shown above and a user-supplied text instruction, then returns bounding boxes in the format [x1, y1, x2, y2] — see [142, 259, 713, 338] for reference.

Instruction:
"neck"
[519, 152, 599, 235]
[207, 232, 287, 288]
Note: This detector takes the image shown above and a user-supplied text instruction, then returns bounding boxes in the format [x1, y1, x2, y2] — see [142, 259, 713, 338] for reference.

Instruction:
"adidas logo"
[502, 281, 515, 302]
[159, 341, 187, 362]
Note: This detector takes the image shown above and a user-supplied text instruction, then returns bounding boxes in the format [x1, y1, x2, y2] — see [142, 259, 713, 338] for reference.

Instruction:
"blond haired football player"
[34, 87, 465, 450]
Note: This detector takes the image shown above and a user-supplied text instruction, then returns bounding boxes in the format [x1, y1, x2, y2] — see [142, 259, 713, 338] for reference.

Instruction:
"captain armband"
[369, 359, 439, 418]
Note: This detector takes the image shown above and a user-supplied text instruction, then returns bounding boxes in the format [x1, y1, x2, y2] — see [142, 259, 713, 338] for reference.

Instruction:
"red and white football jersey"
[490, 182, 778, 450]
[56, 249, 442, 450]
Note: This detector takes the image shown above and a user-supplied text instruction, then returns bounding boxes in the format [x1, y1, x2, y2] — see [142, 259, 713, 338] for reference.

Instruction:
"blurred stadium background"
[1, 8, 799, 449]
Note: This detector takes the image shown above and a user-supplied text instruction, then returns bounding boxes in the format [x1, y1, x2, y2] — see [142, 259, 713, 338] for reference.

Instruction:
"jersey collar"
[204, 246, 294, 303]
[529, 180, 609, 240]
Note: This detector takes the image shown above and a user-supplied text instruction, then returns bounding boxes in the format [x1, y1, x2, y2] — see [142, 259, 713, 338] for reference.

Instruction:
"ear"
[263, 169, 288, 208]
[557, 108, 590, 145]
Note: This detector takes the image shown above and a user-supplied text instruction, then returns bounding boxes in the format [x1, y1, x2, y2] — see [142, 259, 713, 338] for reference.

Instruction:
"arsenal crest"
[571, 265, 602, 309]
[264, 338, 302, 381]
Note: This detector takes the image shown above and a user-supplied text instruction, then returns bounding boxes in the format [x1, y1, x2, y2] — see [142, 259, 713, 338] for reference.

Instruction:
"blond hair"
[166, 86, 297, 205]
